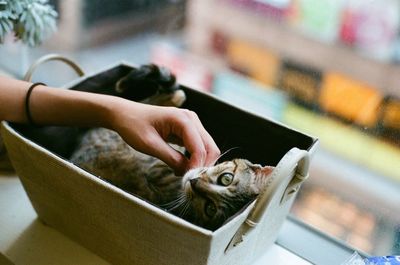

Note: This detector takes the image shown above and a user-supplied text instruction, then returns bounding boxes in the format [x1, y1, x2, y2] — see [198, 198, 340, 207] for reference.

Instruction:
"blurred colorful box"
[339, 0, 400, 62]
[151, 43, 214, 92]
[378, 96, 400, 143]
[226, 38, 281, 86]
[227, 0, 291, 19]
[210, 30, 230, 56]
[290, 0, 345, 42]
[212, 71, 287, 121]
[277, 60, 322, 108]
[283, 103, 400, 182]
[380, 96, 400, 131]
[319, 73, 383, 128]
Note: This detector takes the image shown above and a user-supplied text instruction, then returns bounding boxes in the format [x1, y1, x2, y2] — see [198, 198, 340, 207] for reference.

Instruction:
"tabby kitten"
[70, 64, 274, 230]
[70, 128, 274, 230]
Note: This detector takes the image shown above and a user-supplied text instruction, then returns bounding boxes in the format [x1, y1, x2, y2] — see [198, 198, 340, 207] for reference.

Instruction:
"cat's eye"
[217, 173, 234, 186]
[205, 202, 217, 217]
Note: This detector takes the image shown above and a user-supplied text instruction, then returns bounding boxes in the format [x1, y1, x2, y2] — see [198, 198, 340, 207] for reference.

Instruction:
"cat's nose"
[190, 178, 198, 188]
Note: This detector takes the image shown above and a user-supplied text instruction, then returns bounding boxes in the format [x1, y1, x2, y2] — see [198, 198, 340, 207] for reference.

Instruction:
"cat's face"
[179, 159, 274, 230]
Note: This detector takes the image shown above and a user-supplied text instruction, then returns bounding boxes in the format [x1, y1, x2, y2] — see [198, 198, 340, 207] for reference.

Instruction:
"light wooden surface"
[0, 173, 311, 265]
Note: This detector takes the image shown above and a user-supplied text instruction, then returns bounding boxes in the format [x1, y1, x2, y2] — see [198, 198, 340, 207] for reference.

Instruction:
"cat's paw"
[141, 89, 186, 107]
[115, 64, 185, 107]
[170, 89, 186, 107]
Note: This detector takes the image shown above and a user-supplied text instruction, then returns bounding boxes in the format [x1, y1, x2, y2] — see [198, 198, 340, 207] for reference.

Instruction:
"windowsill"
[278, 215, 368, 265]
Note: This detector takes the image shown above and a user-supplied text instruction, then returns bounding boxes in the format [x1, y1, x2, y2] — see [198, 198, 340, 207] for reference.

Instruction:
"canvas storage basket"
[1, 55, 318, 265]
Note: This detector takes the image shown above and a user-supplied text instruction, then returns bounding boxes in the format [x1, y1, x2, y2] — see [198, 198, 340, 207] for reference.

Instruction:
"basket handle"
[24, 54, 85, 82]
[225, 147, 310, 252]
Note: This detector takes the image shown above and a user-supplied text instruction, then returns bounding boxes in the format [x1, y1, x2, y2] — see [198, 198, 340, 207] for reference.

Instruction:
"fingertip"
[167, 150, 188, 174]
[205, 147, 221, 166]
[212, 145, 221, 158]
[189, 147, 207, 168]
[147, 136, 188, 175]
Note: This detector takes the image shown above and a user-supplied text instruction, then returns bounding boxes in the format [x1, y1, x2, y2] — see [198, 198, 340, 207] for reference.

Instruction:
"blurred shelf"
[185, 0, 400, 98]
[309, 148, 400, 222]
[298, 148, 400, 255]
[206, 63, 400, 186]
[212, 75, 400, 222]
[284, 103, 400, 183]
[46, 0, 186, 51]
[209, 68, 400, 254]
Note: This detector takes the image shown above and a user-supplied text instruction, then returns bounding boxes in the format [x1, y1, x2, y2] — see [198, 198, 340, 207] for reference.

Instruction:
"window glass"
[1, 0, 399, 257]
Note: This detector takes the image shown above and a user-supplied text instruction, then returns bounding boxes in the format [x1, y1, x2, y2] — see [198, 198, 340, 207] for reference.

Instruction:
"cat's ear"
[247, 162, 274, 177]
[256, 166, 274, 177]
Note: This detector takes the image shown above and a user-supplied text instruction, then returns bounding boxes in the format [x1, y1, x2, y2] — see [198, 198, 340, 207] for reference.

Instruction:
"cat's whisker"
[161, 194, 184, 207]
[212, 147, 240, 165]
[181, 202, 191, 218]
[163, 201, 180, 210]
[167, 202, 183, 212]
[178, 198, 191, 218]
[163, 194, 186, 211]
[177, 203, 186, 217]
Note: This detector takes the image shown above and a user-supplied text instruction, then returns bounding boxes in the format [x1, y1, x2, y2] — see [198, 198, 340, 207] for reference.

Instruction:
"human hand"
[107, 98, 221, 175]
[0, 76, 219, 174]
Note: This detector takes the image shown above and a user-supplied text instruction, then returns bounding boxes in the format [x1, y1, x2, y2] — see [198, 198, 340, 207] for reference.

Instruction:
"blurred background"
[1, 0, 400, 257]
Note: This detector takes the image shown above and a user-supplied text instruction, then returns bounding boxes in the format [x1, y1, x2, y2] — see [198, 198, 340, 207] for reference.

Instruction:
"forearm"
[0, 76, 221, 172]
[0, 75, 119, 128]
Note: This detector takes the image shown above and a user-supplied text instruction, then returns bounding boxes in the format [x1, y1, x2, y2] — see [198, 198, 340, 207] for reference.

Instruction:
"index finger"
[190, 113, 220, 166]
[172, 111, 207, 170]
[181, 125, 207, 170]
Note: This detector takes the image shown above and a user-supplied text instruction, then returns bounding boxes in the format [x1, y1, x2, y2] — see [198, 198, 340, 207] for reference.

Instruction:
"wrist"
[92, 94, 120, 130]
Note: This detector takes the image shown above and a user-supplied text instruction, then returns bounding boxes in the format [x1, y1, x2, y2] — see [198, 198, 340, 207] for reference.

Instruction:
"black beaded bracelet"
[25, 82, 46, 126]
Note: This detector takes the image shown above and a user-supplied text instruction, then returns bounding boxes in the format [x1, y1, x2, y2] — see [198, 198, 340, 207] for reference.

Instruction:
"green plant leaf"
[0, 0, 57, 46]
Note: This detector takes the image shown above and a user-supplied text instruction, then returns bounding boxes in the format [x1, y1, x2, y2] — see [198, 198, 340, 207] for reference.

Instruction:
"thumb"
[145, 134, 188, 175]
